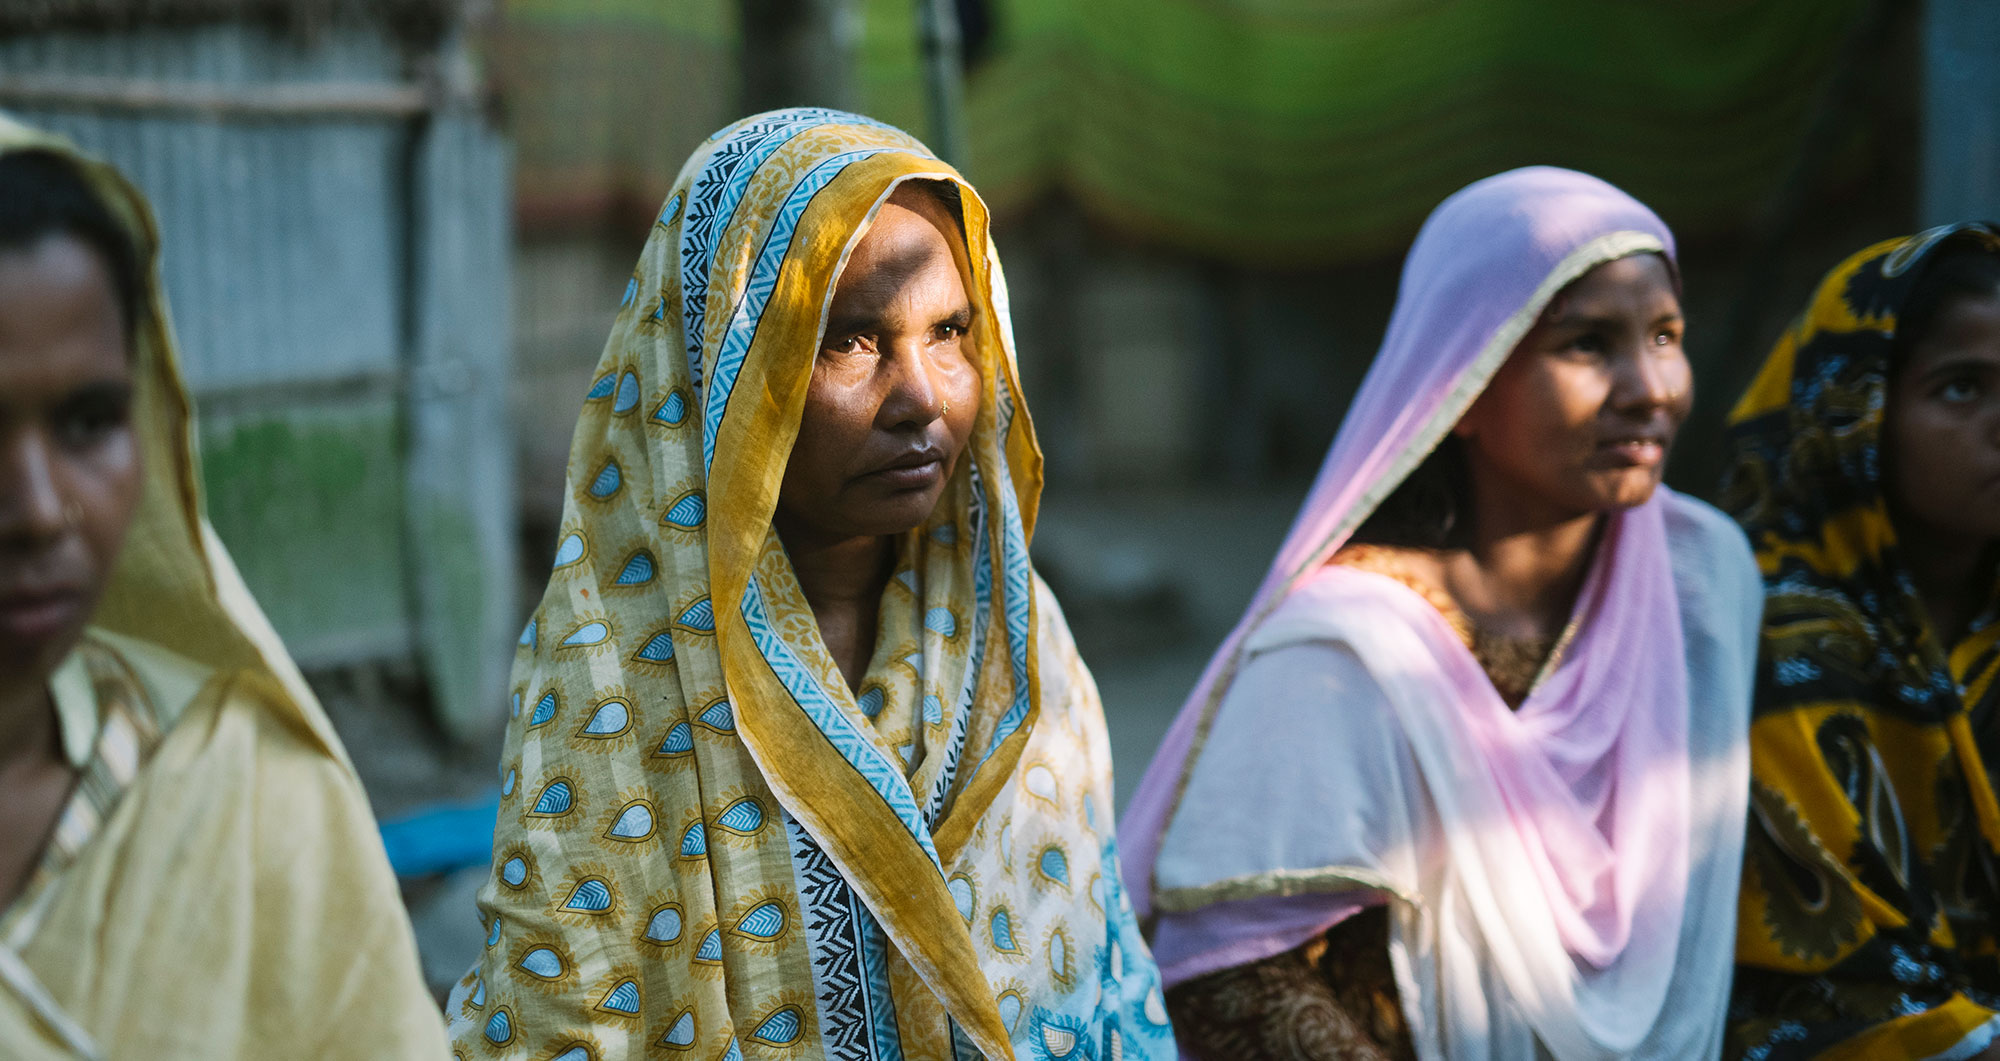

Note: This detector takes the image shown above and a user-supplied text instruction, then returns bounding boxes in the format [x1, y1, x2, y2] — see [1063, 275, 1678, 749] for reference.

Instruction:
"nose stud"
[941, 399, 951, 416]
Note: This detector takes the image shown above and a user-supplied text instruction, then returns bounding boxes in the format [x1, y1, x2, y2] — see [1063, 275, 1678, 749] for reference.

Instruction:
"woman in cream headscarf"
[449, 108, 1172, 1061]
[0, 116, 445, 1057]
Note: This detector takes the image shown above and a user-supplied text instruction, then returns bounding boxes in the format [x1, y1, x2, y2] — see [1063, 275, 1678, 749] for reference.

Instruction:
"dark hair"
[1895, 241, 2000, 360]
[902, 177, 966, 237]
[1347, 433, 1475, 550]
[0, 149, 145, 342]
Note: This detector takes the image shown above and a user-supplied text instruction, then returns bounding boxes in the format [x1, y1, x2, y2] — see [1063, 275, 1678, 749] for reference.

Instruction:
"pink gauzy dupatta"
[1121, 167, 1755, 1060]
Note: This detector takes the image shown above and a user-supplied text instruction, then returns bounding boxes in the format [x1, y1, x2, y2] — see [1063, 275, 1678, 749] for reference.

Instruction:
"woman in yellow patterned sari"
[1724, 223, 2000, 1059]
[448, 109, 1173, 1061]
[0, 116, 445, 1057]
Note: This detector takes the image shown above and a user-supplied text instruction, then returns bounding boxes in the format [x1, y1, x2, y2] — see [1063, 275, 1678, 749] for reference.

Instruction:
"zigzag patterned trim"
[703, 147, 890, 475]
[922, 483, 990, 824]
[975, 431, 1036, 769]
[786, 810, 904, 1061]
[679, 109, 907, 405]
[741, 579, 942, 866]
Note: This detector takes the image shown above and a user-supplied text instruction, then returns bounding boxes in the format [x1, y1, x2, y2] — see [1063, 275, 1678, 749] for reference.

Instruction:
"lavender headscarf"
[1120, 168, 1752, 1058]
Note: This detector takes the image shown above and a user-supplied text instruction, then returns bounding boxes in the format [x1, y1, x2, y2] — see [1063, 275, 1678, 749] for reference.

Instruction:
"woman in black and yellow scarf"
[1724, 223, 2000, 1059]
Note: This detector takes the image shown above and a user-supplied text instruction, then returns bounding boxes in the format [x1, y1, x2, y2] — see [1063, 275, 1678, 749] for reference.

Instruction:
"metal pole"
[917, 0, 967, 169]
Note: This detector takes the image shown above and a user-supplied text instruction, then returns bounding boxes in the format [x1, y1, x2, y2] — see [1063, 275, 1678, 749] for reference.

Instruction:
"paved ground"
[321, 484, 1308, 995]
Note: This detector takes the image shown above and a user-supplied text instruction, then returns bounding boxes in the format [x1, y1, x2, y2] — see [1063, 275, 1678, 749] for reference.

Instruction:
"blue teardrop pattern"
[922, 693, 943, 725]
[1047, 928, 1071, 984]
[620, 276, 638, 308]
[483, 1008, 514, 1045]
[732, 900, 786, 940]
[642, 904, 683, 944]
[502, 767, 515, 796]
[552, 532, 585, 567]
[632, 631, 676, 664]
[613, 551, 655, 586]
[658, 191, 683, 227]
[715, 797, 764, 835]
[605, 801, 655, 841]
[580, 698, 630, 737]
[500, 856, 528, 888]
[856, 685, 885, 718]
[751, 1006, 803, 1045]
[662, 490, 707, 530]
[549, 1044, 591, 1061]
[518, 946, 564, 980]
[990, 907, 1019, 952]
[660, 1010, 696, 1047]
[997, 992, 1023, 1032]
[585, 373, 616, 401]
[656, 721, 694, 756]
[510, 691, 521, 718]
[599, 978, 641, 1015]
[469, 976, 487, 1008]
[560, 620, 610, 648]
[720, 1038, 743, 1061]
[587, 459, 623, 500]
[485, 916, 502, 947]
[947, 874, 975, 922]
[563, 878, 613, 913]
[531, 779, 575, 817]
[529, 691, 559, 727]
[680, 821, 707, 858]
[518, 616, 537, 648]
[654, 388, 688, 426]
[693, 928, 723, 964]
[930, 522, 957, 545]
[612, 371, 642, 415]
[924, 607, 957, 638]
[695, 698, 734, 733]
[1038, 845, 1071, 889]
[677, 597, 715, 634]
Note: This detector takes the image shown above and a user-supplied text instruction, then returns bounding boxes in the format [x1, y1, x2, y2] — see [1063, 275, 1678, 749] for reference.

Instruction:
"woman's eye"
[1565, 334, 1607, 356]
[934, 323, 965, 342]
[1653, 329, 1680, 348]
[825, 334, 864, 354]
[1939, 378, 1982, 403]
[54, 396, 130, 448]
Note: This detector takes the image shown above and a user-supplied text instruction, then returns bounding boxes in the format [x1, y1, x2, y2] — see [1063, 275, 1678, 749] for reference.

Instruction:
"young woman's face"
[1886, 289, 2000, 545]
[1454, 253, 1691, 525]
[0, 233, 140, 690]
[777, 185, 982, 542]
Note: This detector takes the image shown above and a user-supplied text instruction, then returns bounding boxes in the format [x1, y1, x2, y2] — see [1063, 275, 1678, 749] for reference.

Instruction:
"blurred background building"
[2, 0, 1995, 994]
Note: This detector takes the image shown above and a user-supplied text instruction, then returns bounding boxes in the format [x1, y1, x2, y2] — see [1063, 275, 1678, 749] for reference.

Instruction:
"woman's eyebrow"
[1916, 354, 2000, 381]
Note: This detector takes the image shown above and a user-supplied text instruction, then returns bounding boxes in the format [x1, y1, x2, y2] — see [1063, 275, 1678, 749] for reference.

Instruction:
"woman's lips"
[0, 587, 87, 644]
[864, 457, 946, 490]
[862, 445, 948, 490]
[1597, 436, 1668, 468]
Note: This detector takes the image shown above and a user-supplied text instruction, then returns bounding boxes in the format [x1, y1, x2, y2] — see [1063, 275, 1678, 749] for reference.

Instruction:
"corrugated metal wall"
[0, 21, 515, 743]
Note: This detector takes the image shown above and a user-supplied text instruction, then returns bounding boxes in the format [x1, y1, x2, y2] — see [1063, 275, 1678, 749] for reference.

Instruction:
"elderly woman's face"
[0, 233, 140, 689]
[778, 185, 981, 541]
[1454, 253, 1691, 522]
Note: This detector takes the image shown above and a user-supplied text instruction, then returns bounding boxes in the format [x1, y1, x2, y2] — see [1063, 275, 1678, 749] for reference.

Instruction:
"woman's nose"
[0, 433, 68, 545]
[1614, 344, 1682, 411]
[881, 338, 946, 426]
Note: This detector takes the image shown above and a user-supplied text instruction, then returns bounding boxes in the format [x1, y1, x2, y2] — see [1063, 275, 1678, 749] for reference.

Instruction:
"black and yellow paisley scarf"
[1722, 223, 2000, 1060]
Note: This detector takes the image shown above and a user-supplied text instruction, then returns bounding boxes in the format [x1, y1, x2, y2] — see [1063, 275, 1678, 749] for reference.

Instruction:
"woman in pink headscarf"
[1120, 168, 1764, 1059]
